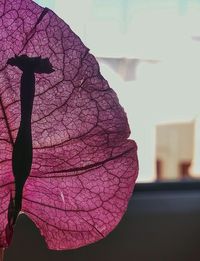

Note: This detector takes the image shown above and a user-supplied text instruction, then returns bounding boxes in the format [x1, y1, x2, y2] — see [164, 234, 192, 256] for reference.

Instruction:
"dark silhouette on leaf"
[0, 0, 138, 251]
[6, 54, 54, 245]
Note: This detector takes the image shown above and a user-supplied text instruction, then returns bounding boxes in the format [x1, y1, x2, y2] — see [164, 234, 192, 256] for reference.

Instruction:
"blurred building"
[156, 121, 194, 180]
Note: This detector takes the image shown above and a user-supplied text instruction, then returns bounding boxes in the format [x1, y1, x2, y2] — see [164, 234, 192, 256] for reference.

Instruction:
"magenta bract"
[0, 0, 138, 250]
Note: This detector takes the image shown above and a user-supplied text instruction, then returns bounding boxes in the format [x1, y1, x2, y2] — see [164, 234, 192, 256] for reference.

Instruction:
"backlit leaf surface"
[0, 0, 138, 249]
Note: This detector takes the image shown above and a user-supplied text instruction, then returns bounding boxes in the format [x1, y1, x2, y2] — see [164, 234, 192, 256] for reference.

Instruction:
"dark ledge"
[134, 179, 200, 193]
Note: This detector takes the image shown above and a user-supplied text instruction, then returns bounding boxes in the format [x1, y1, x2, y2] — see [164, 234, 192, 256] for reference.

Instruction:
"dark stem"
[0, 248, 4, 261]
[7, 54, 54, 230]
[12, 71, 35, 222]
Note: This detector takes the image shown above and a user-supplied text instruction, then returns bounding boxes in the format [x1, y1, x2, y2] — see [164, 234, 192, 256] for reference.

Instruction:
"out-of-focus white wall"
[34, 0, 200, 182]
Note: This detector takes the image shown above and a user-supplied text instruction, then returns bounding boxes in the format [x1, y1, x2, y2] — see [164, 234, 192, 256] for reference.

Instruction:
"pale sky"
[34, 0, 200, 181]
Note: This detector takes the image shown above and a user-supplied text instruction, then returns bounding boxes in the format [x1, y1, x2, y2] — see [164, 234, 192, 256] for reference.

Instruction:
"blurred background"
[4, 1, 200, 260]
[34, 0, 200, 183]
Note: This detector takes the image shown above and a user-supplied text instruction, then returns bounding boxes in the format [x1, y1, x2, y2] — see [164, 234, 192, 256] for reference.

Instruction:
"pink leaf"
[0, 0, 138, 250]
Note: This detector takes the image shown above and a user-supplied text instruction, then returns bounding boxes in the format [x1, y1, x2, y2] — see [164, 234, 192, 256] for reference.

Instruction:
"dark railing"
[135, 180, 200, 192]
